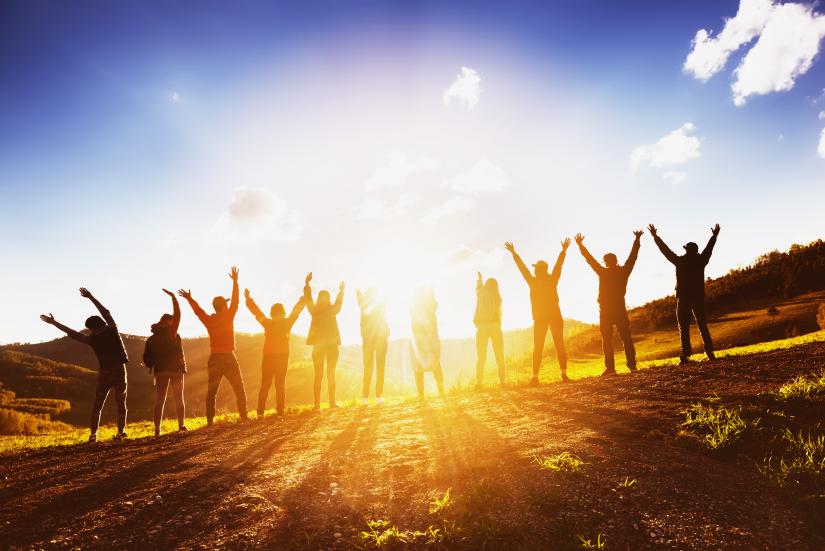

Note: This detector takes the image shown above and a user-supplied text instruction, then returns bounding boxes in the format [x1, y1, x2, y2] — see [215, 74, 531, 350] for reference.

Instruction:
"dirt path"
[2, 344, 824, 550]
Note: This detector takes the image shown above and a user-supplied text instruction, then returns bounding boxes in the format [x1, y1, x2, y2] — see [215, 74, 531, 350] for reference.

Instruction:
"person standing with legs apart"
[474, 272, 505, 388]
[357, 287, 389, 405]
[648, 224, 720, 364]
[143, 289, 187, 436]
[244, 275, 309, 417]
[410, 287, 445, 400]
[40, 288, 129, 442]
[178, 266, 248, 426]
[505, 239, 571, 384]
[575, 231, 642, 376]
[305, 274, 345, 410]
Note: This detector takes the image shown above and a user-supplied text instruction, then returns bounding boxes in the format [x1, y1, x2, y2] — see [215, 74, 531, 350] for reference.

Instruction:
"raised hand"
[40, 313, 56, 325]
[79, 287, 92, 299]
[647, 224, 658, 237]
[711, 223, 721, 236]
[244, 288, 251, 300]
[229, 266, 239, 281]
[339, 281, 346, 293]
[504, 242, 515, 254]
[574, 233, 584, 245]
[561, 237, 571, 251]
[633, 230, 644, 239]
[178, 289, 192, 300]
[305, 272, 313, 285]
[477, 271, 483, 283]
[162, 288, 174, 297]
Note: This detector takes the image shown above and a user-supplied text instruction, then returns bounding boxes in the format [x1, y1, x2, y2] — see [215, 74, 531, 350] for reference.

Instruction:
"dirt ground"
[2, 344, 824, 550]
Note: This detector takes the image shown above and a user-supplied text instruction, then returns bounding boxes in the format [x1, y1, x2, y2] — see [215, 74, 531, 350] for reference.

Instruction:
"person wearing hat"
[648, 224, 720, 364]
[574, 230, 643, 376]
[179, 266, 249, 425]
[504, 238, 571, 384]
[40, 287, 130, 442]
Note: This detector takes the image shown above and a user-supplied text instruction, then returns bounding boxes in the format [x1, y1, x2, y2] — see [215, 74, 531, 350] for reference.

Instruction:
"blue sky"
[1, 0, 824, 344]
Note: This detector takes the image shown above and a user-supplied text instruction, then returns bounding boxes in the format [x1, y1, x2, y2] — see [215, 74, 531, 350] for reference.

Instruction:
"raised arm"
[79, 287, 116, 328]
[39, 314, 90, 344]
[178, 289, 210, 326]
[702, 224, 720, 264]
[552, 238, 572, 280]
[476, 272, 483, 293]
[648, 224, 679, 264]
[574, 234, 603, 274]
[302, 272, 314, 310]
[504, 242, 532, 283]
[163, 288, 181, 334]
[332, 282, 345, 315]
[286, 294, 306, 329]
[228, 266, 239, 316]
[244, 288, 268, 326]
[624, 231, 643, 274]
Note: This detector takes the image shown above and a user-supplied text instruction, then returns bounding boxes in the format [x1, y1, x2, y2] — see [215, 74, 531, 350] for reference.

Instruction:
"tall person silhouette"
[474, 272, 505, 388]
[575, 231, 642, 376]
[179, 266, 248, 426]
[244, 274, 309, 417]
[648, 224, 720, 364]
[305, 274, 345, 410]
[40, 288, 129, 442]
[505, 239, 570, 384]
[357, 287, 389, 405]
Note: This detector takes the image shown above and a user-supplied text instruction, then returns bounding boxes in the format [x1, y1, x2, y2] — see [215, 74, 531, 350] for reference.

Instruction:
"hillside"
[1, 340, 823, 549]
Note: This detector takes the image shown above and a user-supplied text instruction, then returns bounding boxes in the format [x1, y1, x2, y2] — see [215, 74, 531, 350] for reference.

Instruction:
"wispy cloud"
[629, 123, 701, 178]
[663, 171, 687, 186]
[422, 196, 475, 225]
[444, 159, 510, 195]
[365, 152, 438, 191]
[214, 186, 301, 242]
[818, 128, 825, 159]
[443, 66, 481, 110]
[354, 192, 420, 221]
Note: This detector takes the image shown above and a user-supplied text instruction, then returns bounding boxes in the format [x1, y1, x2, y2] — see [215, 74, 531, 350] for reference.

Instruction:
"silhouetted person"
[305, 274, 345, 410]
[143, 289, 187, 436]
[244, 275, 308, 416]
[179, 266, 248, 426]
[474, 272, 505, 388]
[410, 287, 445, 399]
[575, 231, 642, 376]
[649, 224, 720, 364]
[357, 287, 389, 405]
[40, 288, 129, 442]
[505, 239, 571, 384]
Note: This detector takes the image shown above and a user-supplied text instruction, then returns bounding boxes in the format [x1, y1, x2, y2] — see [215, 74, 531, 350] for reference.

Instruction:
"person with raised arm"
[474, 272, 505, 388]
[357, 287, 390, 405]
[40, 288, 129, 442]
[504, 239, 571, 384]
[143, 289, 187, 436]
[410, 287, 445, 400]
[648, 223, 721, 364]
[178, 266, 248, 426]
[244, 274, 309, 417]
[304, 274, 345, 410]
[575, 231, 642, 376]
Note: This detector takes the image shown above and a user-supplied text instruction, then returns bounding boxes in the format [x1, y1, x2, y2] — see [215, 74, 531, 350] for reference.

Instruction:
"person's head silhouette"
[317, 290, 331, 306]
[85, 315, 107, 334]
[603, 253, 618, 268]
[532, 260, 549, 276]
[683, 242, 699, 256]
[212, 296, 228, 313]
[483, 278, 500, 296]
[270, 303, 286, 320]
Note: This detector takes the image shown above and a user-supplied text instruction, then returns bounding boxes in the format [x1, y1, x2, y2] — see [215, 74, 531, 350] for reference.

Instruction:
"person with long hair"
[357, 287, 389, 405]
[474, 272, 505, 388]
[305, 273, 345, 410]
[143, 289, 187, 436]
[410, 287, 445, 400]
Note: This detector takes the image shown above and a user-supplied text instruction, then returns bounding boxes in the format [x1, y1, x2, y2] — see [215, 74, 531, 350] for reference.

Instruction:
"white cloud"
[663, 171, 687, 186]
[354, 192, 420, 220]
[443, 67, 481, 110]
[214, 186, 301, 242]
[732, 3, 825, 106]
[444, 159, 510, 195]
[422, 196, 475, 225]
[365, 152, 438, 191]
[171, 92, 180, 102]
[629, 123, 702, 173]
[818, 128, 825, 159]
[684, 0, 776, 81]
[819, 111, 825, 120]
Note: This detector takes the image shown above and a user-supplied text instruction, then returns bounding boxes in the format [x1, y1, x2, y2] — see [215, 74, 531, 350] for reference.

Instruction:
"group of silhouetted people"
[40, 224, 720, 442]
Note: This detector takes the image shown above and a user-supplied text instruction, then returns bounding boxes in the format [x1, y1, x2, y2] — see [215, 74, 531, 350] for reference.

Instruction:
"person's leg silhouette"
[676, 299, 693, 362]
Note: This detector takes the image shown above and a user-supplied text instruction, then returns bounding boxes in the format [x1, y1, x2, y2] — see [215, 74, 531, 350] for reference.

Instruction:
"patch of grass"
[761, 428, 825, 497]
[360, 519, 446, 547]
[533, 451, 585, 474]
[428, 488, 452, 515]
[617, 476, 637, 489]
[777, 371, 825, 401]
[578, 533, 606, 550]
[680, 400, 750, 450]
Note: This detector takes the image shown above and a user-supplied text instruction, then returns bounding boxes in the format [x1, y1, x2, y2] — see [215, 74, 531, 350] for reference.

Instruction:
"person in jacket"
[244, 274, 309, 416]
[357, 287, 390, 405]
[178, 266, 248, 426]
[143, 289, 187, 436]
[474, 272, 505, 388]
[40, 287, 129, 442]
[648, 223, 721, 364]
[505, 239, 571, 384]
[305, 273, 345, 410]
[410, 287, 445, 400]
[575, 231, 642, 376]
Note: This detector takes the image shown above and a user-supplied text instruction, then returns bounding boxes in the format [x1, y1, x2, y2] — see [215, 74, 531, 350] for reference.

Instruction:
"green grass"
[680, 399, 750, 450]
[762, 428, 825, 496]
[360, 519, 446, 547]
[777, 370, 825, 401]
[578, 533, 606, 550]
[533, 451, 585, 474]
[617, 476, 637, 489]
[428, 488, 452, 515]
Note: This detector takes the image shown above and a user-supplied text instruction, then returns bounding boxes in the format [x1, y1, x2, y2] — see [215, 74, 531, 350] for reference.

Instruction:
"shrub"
[681, 401, 748, 450]
[0, 408, 71, 435]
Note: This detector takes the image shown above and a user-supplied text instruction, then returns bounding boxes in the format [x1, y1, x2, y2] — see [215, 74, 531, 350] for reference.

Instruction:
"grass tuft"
[360, 519, 446, 547]
[761, 428, 825, 496]
[533, 451, 585, 474]
[680, 401, 749, 450]
[578, 533, 606, 550]
[777, 371, 825, 401]
[428, 488, 452, 515]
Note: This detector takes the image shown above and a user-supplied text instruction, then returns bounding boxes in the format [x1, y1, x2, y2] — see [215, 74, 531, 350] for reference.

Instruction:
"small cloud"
[443, 66, 481, 110]
[629, 123, 702, 173]
[818, 128, 825, 159]
[365, 152, 438, 191]
[663, 171, 687, 186]
[422, 196, 475, 225]
[354, 192, 420, 221]
[819, 111, 825, 120]
[444, 160, 510, 195]
[214, 186, 301, 242]
[171, 92, 180, 102]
